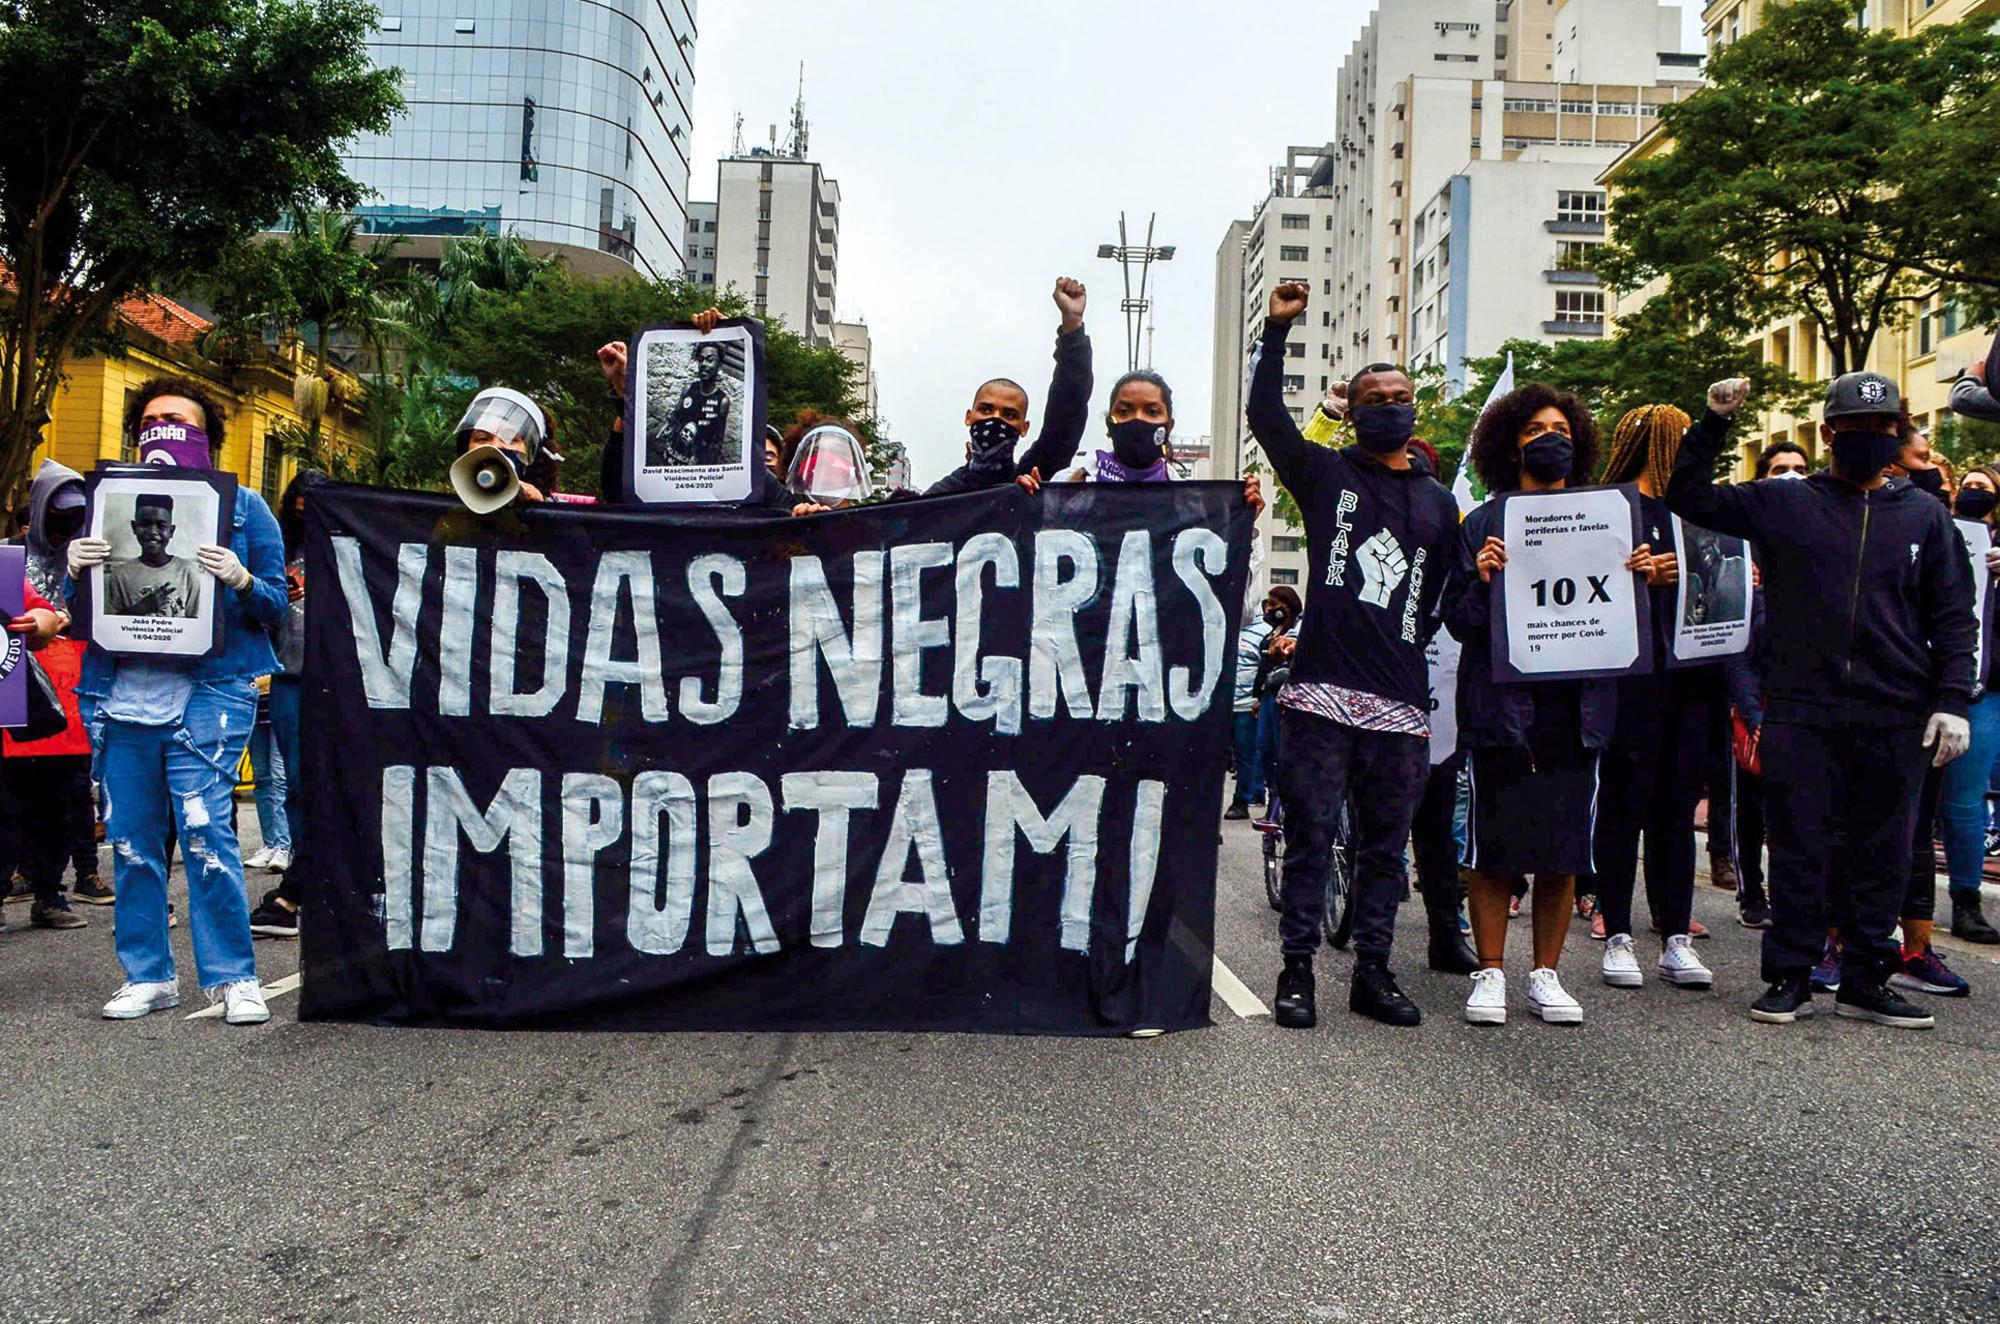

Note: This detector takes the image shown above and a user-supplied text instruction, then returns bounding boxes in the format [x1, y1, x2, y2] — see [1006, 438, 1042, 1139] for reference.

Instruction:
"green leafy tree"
[0, 0, 402, 506]
[1595, 0, 2000, 374]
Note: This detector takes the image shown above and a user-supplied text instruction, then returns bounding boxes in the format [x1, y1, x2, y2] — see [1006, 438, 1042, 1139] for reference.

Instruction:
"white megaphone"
[449, 444, 522, 514]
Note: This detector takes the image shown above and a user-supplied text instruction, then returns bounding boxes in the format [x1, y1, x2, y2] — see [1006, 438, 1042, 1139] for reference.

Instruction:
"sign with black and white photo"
[1492, 484, 1649, 682]
[1668, 515, 1752, 666]
[625, 319, 766, 505]
[1957, 517, 1992, 685]
[298, 481, 1253, 1035]
[79, 466, 235, 657]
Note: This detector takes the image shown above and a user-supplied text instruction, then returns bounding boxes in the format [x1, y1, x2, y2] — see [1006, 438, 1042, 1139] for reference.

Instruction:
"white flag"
[1451, 352, 1513, 517]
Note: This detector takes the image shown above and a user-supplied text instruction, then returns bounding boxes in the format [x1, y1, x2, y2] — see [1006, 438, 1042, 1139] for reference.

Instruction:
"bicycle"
[1258, 792, 1356, 949]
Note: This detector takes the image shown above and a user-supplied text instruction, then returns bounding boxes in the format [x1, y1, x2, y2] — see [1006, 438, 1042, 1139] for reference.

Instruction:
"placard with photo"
[625, 318, 767, 504]
[80, 466, 236, 658]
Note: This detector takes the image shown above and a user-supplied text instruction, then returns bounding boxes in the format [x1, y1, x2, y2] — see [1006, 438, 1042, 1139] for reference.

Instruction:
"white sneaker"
[244, 846, 275, 869]
[1527, 967, 1583, 1024]
[1658, 933, 1714, 988]
[218, 979, 270, 1026]
[1601, 933, 1644, 988]
[102, 980, 180, 1019]
[265, 848, 292, 872]
[1464, 968, 1508, 1025]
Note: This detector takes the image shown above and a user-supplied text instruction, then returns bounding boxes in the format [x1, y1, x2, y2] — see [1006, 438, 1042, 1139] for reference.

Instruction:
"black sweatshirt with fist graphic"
[1245, 318, 1461, 711]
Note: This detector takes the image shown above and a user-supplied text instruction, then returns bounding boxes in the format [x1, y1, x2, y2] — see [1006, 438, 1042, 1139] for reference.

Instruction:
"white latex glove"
[1321, 382, 1350, 421]
[66, 536, 110, 576]
[1924, 712, 1971, 767]
[1707, 377, 1751, 417]
[196, 544, 253, 591]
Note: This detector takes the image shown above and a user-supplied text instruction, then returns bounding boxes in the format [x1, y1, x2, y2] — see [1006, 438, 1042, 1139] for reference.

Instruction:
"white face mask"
[1770, 470, 1808, 481]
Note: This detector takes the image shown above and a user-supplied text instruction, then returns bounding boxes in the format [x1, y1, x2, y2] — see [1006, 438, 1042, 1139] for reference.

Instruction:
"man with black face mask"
[1246, 281, 1463, 1029]
[924, 279, 1092, 496]
[1668, 372, 1977, 1030]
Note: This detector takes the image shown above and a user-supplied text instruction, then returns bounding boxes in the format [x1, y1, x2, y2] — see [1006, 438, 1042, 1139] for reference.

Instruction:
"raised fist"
[1269, 282, 1310, 326]
[1356, 528, 1410, 608]
[1707, 377, 1750, 417]
[597, 341, 628, 397]
[1053, 277, 1087, 332]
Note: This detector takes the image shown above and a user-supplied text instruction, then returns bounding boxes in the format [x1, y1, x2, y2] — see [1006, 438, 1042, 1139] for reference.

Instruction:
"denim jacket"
[72, 487, 288, 697]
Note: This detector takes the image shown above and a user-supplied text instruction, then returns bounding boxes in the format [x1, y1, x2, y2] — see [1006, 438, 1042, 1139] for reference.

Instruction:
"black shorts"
[1463, 703, 1601, 878]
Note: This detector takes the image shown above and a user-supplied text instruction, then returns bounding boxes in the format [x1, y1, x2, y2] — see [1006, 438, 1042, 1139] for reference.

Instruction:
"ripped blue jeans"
[91, 681, 259, 989]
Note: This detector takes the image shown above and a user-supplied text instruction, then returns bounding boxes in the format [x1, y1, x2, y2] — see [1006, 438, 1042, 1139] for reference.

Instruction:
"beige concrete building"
[832, 320, 878, 417]
[709, 153, 840, 345]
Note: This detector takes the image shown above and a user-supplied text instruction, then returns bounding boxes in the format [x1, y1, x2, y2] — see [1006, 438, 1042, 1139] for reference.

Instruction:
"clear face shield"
[786, 425, 874, 504]
[452, 388, 548, 466]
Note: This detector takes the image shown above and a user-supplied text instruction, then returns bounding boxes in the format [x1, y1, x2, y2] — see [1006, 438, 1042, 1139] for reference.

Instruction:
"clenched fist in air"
[1269, 282, 1310, 326]
[1053, 277, 1087, 334]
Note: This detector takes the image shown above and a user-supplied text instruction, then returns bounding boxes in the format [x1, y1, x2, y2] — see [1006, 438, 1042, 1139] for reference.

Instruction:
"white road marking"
[184, 972, 303, 1020]
[1212, 956, 1269, 1019]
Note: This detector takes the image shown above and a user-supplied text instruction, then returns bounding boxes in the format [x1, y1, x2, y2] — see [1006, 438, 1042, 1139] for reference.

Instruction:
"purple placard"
[0, 544, 24, 727]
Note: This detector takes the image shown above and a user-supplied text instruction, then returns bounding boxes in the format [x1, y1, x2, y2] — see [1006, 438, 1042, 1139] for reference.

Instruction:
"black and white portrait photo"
[83, 467, 236, 657]
[626, 318, 767, 504]
[1669, 515, 1752, 665]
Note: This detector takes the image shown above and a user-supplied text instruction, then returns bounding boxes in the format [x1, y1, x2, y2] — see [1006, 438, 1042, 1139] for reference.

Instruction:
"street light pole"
[1096, 211, 1175, 374]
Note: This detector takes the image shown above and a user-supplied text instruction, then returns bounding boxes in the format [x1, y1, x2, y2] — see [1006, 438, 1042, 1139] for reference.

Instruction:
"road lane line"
[183, 972, 303, 1020]
[1212, 956, 1270, 1019]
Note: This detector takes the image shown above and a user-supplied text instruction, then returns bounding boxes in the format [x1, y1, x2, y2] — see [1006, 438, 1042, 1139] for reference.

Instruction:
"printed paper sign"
[1492, 484, 1649, 682]
[1669, 515, 1752, 666]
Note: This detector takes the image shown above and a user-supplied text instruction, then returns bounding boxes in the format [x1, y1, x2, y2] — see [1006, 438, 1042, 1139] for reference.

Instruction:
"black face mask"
[967, 416, 1021, 476]
[1520, 435, 1574, 484]
[1830, 430, 1899, 483]
[1108, 418, 1166, 470]
[1906, 466, 1948, 504]
[1263, 607, 1291, 628]
[1957, 488, 1998, 521]
[42, 509, 83, 546]
[1351, 402, 1417, 455]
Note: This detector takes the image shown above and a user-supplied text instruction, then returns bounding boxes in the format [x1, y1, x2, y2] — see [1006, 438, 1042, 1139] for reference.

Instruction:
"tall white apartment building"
[709, 153, 840, 346]
[832, 320, 878, 416]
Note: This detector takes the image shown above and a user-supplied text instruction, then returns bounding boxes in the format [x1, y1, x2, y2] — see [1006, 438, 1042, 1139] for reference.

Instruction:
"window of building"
[1434, 53, 1478, 63]
[1556, 190, 1606, 223]
[1504, 97, 1556, 113]
[1286, 342, 1304, 358]
[1270, 568, 1302, 586]
[1272, 536, 1303, 554]
[1554, 289, 1606, 326]
[1283, 375, 1306, 393]
[1556, 239, 1595, 270]
[453, 17, 475, 32]
[1279, 245, 1309, 262]
[379, 15, 403, 30]
[1598, 102, 1637, 116]
[1280, 213, 1310, 229]
[1560, 99, 1593, 114]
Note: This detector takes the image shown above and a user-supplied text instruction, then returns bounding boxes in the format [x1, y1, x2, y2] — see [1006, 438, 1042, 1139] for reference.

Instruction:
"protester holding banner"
[924, 279, 1092, 497]
[1247, 281, 1462, 1030]
[1590, 403, 1719, 993]
[1936, 465, 2000, 949]
[1447, 383, 1644, 1026]
[63, 379, 288, 1025]
[1667, 373, 1976, 1029]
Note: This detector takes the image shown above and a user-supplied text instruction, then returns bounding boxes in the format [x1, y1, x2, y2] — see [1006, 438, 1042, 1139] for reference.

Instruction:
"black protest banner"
[297, 482, 1253, 1035]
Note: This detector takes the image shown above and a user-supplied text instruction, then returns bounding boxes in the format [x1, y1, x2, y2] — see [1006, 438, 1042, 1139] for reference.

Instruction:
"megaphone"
[450, 444, 522, 514]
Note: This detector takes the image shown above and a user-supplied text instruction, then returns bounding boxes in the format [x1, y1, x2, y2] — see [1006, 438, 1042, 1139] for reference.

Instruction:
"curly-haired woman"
[1443, 384, 1653, 1025]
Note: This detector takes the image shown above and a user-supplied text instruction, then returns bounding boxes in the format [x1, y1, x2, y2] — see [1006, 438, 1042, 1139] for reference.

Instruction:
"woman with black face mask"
[1933, 465, 2000, 954]
[1446, 383, 1654, 1027]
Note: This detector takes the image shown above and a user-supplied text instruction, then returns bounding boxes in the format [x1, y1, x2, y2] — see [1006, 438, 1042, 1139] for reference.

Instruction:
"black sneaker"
[1749, 975, 1814, 1024]
[1835, 979, 1936, 1029]
[248, 890, 300, 939]
[1350, 963, 1422, 1026]
[29, 897, 87, 930]
[1951, 896, 2000, 945]
[1223, 799, 1250, 821]
[70, 875, 115, 905]
[1738, 901, 1772, 929]
[1274, 958, 1316, 1029]
[1427, 924, 1480, 975]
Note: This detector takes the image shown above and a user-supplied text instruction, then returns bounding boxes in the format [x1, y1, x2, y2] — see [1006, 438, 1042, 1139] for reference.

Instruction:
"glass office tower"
[343, 1, 696, 278]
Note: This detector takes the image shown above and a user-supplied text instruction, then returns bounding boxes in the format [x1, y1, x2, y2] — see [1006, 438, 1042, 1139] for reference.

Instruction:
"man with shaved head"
[924, 278, 1093, 496]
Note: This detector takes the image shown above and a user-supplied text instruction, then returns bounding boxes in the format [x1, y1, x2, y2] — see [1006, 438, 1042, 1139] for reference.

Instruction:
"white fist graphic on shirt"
[1356, 528, 1410, 608]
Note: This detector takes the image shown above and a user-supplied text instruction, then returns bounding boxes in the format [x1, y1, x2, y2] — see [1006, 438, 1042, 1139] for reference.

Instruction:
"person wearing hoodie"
[1247, 281, 1463, 1030]
[1666, 372, 1976, 1030]
[63, 377, 288, 1025]
[1947, 335, 2000, 426]
[1, 460, 110, 915]
[1930, 463, 2000, 953]
[0, 459, 100, 929]
[244, 468, 329, 941]
[923, 279, 1092, 497]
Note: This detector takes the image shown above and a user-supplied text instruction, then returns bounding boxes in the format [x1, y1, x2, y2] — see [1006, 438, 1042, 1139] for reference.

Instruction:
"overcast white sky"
[688, 2, 1706, 486]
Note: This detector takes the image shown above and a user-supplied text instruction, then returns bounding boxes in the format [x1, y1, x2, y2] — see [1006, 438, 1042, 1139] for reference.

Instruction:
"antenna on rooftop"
[782, 63, 810, 160]
[730, 111, 745, 157]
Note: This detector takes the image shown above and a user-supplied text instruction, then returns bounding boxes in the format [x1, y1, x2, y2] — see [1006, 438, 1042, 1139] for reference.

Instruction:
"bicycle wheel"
[1263, 833, 1284, 911]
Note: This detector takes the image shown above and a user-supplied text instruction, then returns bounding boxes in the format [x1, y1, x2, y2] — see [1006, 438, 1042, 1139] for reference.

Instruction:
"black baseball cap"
[1823, 371, 1901, 419]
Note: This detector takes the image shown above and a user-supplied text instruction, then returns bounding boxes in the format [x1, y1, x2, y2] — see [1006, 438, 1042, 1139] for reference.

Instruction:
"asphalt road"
[2, 820, 1996, 1324]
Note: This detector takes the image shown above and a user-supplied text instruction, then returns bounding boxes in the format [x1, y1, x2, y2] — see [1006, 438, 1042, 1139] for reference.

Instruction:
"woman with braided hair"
[1589, 403, 1719, 995]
